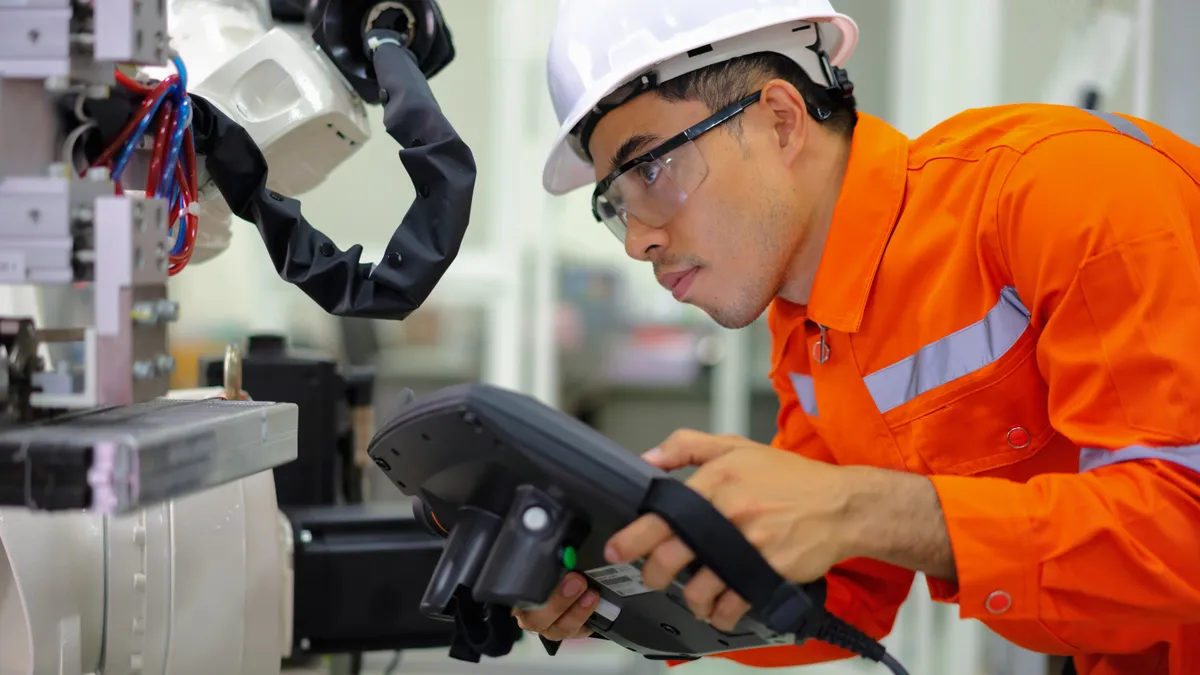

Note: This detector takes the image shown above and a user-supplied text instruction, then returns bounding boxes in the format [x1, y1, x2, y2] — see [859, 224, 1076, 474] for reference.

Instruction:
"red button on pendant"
[1007, 426, 1030, 449]
[985, 591, 1012, 614]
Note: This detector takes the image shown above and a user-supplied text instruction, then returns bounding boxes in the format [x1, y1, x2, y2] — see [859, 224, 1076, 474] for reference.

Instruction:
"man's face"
[588, 92, 807, 329]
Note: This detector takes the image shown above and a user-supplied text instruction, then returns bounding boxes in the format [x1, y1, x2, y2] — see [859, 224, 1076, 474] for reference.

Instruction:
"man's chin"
[702, 303, 765, 330]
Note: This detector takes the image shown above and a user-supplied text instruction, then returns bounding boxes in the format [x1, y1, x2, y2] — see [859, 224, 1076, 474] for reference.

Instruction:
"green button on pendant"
[562, 546, 577, 570]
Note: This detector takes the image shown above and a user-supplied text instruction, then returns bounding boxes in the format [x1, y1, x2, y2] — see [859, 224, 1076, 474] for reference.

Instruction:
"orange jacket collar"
[803, 112, 909, 333]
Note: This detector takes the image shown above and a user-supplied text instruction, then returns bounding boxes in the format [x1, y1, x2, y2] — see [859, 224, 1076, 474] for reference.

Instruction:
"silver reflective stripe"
[1080, 445, 1200, 473]
[788, 372, 818, 417]
[1086, 109, 1153, 147]
[864, 287, 1031, 414]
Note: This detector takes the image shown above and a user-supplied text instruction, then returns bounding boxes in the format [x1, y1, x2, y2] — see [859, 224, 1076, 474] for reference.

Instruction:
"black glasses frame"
[590, 90, 764, 223]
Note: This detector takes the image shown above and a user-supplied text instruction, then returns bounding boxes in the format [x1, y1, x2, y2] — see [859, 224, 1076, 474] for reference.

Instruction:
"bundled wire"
[89, 57, 200, 276]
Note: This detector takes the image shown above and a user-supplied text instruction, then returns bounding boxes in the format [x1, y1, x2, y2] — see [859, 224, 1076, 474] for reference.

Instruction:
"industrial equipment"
[0, 1, 471, 673]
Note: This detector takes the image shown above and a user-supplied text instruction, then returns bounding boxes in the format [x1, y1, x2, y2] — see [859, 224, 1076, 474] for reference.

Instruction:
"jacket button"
[1007, 427, 1031, 449]
[985, 591, 1011, 614]
[811, 341, 830, 364]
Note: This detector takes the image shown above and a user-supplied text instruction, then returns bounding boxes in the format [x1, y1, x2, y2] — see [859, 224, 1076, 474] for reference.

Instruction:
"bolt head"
[299, 530, 313, 544]
[155, 299, 180, 322]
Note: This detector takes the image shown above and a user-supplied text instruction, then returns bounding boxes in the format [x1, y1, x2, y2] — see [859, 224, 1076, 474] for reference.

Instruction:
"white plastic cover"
[542, 0, 858, 195]
[157, 0, 371, 265]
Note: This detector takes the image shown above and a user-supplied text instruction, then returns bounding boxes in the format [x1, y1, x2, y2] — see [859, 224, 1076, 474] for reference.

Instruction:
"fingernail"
[604, 545, 619, 563]
[580, 591, 598, 607]
[642, 447, 663, 464]
[561, 576, 583, 597]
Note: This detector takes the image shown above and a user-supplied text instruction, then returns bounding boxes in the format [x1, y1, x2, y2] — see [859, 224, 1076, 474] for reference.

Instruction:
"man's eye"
[636, 162, 661, 185]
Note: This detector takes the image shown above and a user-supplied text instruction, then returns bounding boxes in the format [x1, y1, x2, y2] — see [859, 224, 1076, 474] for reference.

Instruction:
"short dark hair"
[655, 52, 857, 138]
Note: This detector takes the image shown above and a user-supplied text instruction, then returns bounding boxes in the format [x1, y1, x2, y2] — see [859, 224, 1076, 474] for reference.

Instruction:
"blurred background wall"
[163, 1, 1190, 673]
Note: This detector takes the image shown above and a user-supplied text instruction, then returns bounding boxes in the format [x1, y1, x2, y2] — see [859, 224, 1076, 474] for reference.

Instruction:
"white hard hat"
[542, 0, 858, 196]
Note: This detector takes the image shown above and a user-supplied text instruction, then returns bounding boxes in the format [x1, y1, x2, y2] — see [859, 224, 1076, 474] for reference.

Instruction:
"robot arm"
[191, 35, 475, 319]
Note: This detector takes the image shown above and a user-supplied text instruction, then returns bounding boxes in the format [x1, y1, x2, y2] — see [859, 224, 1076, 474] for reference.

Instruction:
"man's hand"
[511, 572, 599, 641]
[604, 430, 857, 631]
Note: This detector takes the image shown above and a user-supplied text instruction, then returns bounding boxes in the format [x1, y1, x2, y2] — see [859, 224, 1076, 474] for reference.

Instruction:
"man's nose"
[623, 215, 668, 262]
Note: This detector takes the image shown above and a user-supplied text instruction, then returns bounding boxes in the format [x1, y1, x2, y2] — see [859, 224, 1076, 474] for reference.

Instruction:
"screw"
[299, 530, 312, 544]
[155, 299, 179, 322]
[131, 301, 157, 324]
[373, 456, 391, 472]
[28, 209, 40, 224]
[299, 638, 311, 651]
[132, 360, 156, 379]
[28, 29, 39, 43]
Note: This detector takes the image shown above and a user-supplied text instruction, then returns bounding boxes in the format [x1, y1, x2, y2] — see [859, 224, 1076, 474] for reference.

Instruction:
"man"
[520, 1, 1200, 673]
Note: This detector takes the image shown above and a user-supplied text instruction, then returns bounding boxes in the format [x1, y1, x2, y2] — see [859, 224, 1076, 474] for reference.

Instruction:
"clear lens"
[596, 140, 708, 242]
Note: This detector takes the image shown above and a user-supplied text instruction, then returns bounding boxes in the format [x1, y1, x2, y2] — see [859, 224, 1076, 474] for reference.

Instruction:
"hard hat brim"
[541, 13, 859, 196]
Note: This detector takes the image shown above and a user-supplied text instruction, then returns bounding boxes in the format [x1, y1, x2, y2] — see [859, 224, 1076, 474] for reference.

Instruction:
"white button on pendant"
[522, 506, 549, 531]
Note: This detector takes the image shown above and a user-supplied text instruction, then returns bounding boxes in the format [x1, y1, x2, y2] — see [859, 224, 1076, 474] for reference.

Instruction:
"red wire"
[96, 68, 202, 276]
[92, 75, 178, 172]
[115, 70, 154, 95]
[145, 100, 175, 197]
[168, 138, 199, 275]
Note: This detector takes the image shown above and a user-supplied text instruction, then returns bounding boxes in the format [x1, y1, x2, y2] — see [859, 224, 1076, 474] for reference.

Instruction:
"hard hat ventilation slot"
[687, 45, 714, 58]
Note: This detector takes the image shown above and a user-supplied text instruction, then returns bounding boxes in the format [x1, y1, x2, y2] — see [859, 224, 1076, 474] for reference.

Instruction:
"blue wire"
[170, 191, 187, 255]
[156, 58, 191, 199]
[168, 176, 181, 217]
[111, 83, 175, 183]
[157, 96, 191, 199]
[172, 56, 188, 96]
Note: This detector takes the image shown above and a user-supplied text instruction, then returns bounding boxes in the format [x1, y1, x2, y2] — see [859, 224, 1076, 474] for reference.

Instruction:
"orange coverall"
[713, 105, 1200, 674]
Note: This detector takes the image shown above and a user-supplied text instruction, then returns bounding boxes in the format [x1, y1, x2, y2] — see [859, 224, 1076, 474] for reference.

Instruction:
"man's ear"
[758, 80, 808, 166]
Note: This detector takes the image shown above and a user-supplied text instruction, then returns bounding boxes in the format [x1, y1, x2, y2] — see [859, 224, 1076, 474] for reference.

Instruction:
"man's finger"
[640, 536, 693, 590]
[513, 572, 589, 632]
[542, 589, 599, 641]
[605, 513, 673, 564]
[642, 429, 740, 471]
[710, 590, 751, 633]
[681, 567, 726, 620]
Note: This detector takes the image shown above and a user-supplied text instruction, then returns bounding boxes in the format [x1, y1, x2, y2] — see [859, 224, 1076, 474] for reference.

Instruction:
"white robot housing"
[162, 0, 371, 265]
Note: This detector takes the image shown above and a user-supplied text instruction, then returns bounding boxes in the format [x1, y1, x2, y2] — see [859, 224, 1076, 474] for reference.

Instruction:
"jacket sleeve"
[928, 126, 1200, 644]
[699, 360, 916, 668]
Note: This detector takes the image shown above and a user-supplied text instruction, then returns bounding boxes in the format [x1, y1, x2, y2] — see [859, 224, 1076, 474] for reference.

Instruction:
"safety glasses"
[591, 90, 763, 242]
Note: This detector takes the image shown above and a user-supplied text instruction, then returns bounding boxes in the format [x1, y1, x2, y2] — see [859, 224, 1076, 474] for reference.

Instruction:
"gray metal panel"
[0, 398, 299, 513]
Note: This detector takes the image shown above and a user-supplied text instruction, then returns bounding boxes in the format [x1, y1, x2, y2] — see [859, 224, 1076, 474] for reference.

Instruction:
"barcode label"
[585, 563, 653, 597]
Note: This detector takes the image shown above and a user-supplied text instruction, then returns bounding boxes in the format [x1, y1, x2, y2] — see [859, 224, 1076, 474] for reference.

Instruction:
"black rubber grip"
[640, 478, 783, 608]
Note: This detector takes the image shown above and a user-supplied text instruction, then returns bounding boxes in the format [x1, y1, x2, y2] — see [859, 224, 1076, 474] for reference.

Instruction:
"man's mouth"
[659, 268, 700, 301]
